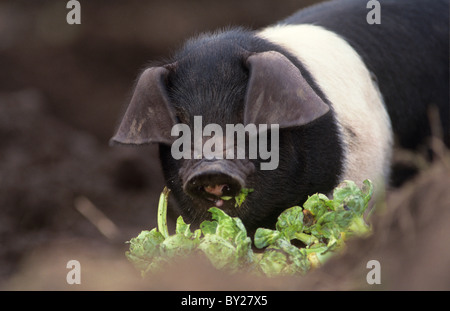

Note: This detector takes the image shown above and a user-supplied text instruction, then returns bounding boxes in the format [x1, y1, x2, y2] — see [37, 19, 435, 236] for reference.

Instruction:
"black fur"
[283, 0, 449, 148]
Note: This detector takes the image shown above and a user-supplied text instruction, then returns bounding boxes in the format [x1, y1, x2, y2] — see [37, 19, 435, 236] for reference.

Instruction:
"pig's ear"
[243, 51, 329, 128]
[110, 66, 177, 145]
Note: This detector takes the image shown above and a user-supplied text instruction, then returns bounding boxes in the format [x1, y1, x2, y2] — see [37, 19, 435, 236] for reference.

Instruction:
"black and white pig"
[111, 0, 449, 235]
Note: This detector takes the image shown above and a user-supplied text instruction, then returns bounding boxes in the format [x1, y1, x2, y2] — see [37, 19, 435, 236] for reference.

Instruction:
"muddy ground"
[1, 1, 449, 290]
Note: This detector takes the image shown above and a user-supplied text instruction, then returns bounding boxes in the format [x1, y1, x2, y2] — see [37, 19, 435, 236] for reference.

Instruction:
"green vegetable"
[220, 187, 254, 208]
[199, 207, 254, 270]
[126, 180, 373, 277]
[157, 187, 170, 239]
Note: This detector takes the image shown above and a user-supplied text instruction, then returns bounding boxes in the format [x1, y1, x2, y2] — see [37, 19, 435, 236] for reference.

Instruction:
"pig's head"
[111, 31, 342, 235]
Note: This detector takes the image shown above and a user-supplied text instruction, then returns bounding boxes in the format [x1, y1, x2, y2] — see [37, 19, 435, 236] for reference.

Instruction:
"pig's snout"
[181, 159, 255, 206]
[204, 184, 231, 197]
[185, 171, 243, 200]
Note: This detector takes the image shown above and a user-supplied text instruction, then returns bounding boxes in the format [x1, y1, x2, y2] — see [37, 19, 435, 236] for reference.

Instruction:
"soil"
[1, 1, 449, 290]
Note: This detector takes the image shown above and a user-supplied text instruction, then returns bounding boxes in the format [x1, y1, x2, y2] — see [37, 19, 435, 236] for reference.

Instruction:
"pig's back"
[277, 0, 449, 149]
[257, 17, 393, 188]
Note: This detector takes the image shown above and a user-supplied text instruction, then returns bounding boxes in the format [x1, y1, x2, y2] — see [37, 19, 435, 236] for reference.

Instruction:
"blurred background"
[0, 0, 449, 290]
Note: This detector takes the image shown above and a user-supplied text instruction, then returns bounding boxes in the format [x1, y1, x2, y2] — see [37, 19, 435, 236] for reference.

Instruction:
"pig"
[111, 0, 449, 235]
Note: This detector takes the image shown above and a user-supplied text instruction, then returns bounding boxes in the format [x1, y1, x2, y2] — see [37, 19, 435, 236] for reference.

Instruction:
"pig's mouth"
[184, 171, 244, 209]
[189, 182, 241, 209]
[180, 159, 255, 212]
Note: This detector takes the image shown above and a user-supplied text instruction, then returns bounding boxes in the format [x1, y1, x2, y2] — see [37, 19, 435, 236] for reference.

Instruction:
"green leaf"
[200, 220, 218, 235]
[293, 232, 318, 246]
[232, 216, 249, 242]
[198, 234, 237, 270]
[175, 216, 193, 238]
[276, 205, 304, 240]
[333, 180, 372, 216]
[303, 193, 330, 218]
[209, 207, 239, 239]
[258, 246, 288, 277]
[209, 206, 230, 223]
[157, 187, 170, 239]
[258, 239, 310, 276]
[254, 228, 283, 249]
[234, 188, 254, 208]
[125, 228, 166, 274]
[127, 228, 164, 258]
[276, 238, 309, 272]
[333, 180, 360, 203]
[347, 215, 371, 237]
[234, 233, 254, 266]
[362, 179, 374, 211]
[160, 234, 199, 258]
[197, 207, 253, 271]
